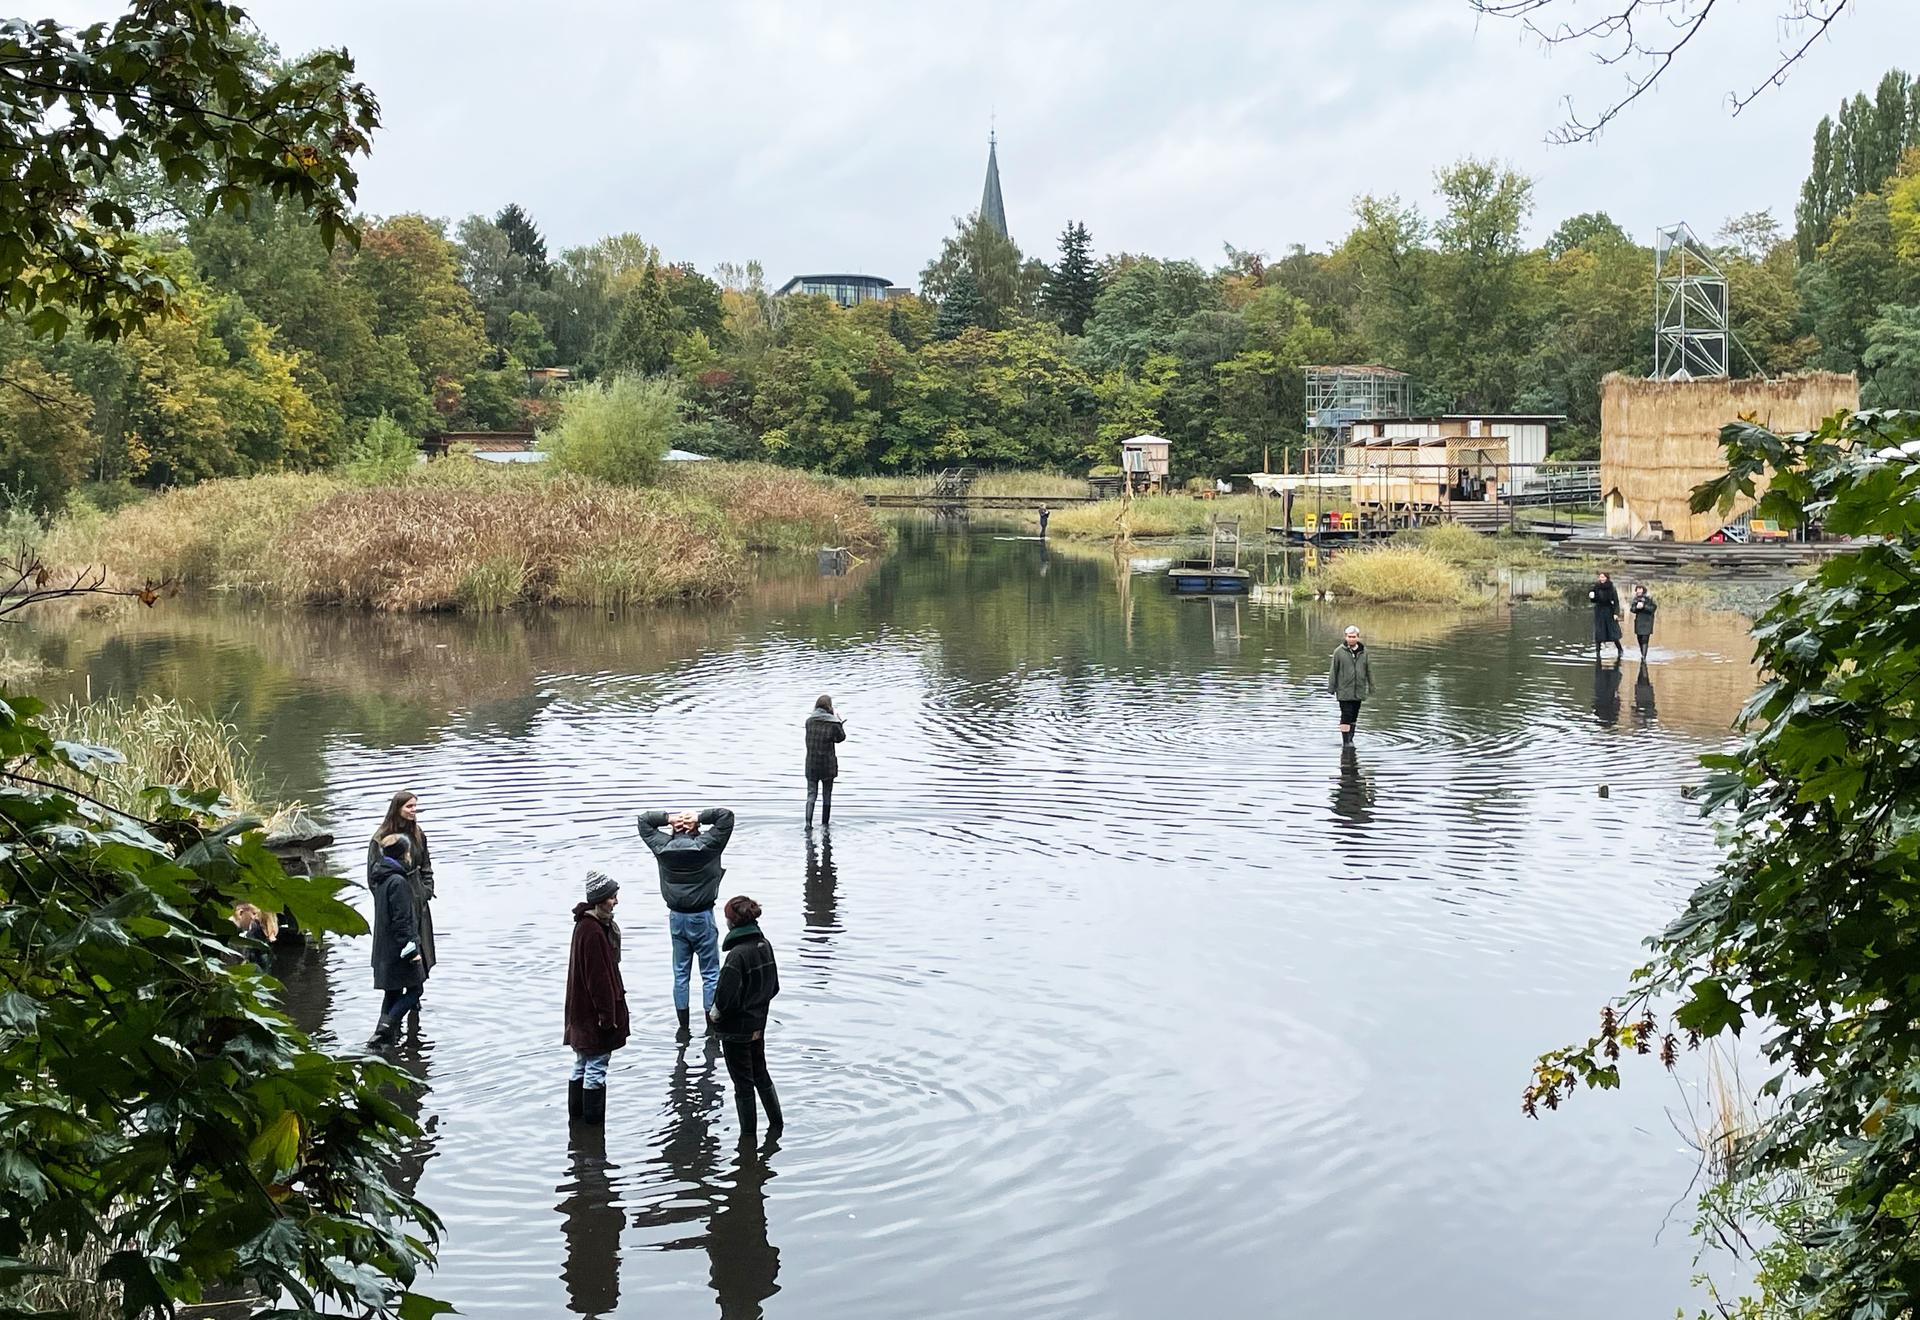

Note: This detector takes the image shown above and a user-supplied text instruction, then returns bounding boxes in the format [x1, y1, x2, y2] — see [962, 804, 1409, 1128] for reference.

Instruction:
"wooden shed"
[1120, 435, 1170, 493]
[1600, 373, 1858, 541]
[1350, 435, 1509, 509]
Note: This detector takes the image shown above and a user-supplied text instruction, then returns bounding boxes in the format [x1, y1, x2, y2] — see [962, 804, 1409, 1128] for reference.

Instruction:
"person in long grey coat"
[368, 790, 436, 982]
[1590, 572, 1624, 657]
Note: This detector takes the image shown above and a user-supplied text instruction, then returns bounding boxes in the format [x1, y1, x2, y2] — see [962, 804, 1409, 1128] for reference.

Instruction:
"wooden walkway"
[1550, 536, 1853, 572]
[863, 494, 1098, 510]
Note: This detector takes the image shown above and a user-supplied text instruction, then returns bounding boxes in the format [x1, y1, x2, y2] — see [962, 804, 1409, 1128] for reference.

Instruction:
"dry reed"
[1048, 493, 1277, 540]
[1320, 545, 1482, 605]
[39, 694, 262, 816]
[666, 462, 884, 550]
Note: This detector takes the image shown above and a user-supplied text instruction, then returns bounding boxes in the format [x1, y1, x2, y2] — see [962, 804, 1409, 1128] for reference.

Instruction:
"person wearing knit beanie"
[564, 869, 629, 1124]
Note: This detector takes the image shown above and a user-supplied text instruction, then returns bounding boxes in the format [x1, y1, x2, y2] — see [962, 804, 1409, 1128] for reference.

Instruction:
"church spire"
[980, 129, 1008, 239]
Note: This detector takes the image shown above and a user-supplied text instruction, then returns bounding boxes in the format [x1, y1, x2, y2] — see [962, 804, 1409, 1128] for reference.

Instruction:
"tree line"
[5, 68, 1920, 509]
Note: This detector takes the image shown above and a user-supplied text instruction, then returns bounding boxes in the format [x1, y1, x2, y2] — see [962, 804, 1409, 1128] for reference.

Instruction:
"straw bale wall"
[1600, 373, 1857, 541]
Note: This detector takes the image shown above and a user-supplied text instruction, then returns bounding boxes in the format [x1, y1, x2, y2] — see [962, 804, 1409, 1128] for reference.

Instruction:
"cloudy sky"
[62, 1, 1920, 280]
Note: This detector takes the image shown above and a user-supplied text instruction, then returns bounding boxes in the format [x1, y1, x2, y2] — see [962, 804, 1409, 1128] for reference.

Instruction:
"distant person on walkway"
[564, 870, 630, 1125]
[1327, 625, 1374, 745]
[1589, 571, 1623, 658]
[712, 895, 782, 1148]
[1038, 505, 1051, 537]
[367, 835, 426, 1048]
[1629, 583, 1657, 660]
[804, 695, 846, 829]
[639, 806, 736, 1042]
[368, 791, 437, 1009]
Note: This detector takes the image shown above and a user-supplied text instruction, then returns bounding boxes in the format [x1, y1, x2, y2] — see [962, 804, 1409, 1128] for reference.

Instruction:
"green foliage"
[539, 375, 678, 486]
[340, 413, 418, 484]
[1043, 221, 1099, 335]
[0, 361, 95, 510]
[0, 692, 442, 1315]
[919, 212, 1045, 329]
[1528, 409, 1920, 1320]
[0, 3, 378, 345]
[934, 270, 988, 342]
[1795, 69, 1920, 261]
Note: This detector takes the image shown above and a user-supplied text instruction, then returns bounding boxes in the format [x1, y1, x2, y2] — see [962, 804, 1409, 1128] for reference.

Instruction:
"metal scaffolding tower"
[1303, 365, 1411, 473]
[1654, 223, 1729, 380]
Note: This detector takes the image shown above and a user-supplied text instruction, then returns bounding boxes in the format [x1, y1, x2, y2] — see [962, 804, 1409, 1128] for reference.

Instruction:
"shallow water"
[27, 529, 1763, 1319]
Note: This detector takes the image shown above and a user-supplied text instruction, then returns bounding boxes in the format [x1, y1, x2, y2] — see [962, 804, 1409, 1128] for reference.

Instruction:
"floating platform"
[1168, 564, 1252, 593]
[1548, 537, 1853, 572]
[1270, 525, 1394, 546]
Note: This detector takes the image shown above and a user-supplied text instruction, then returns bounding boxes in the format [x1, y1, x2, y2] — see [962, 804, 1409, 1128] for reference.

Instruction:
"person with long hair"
[368, 834, 426, 1047]
[368, 791, 437, 1005]
[711, 894, 782, 1147]
[1590, 571, 1624, 659]
[804, 694, 846, 828]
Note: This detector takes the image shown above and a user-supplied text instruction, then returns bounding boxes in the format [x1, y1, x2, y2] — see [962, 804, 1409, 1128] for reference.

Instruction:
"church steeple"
[980, 129, 1008, 239]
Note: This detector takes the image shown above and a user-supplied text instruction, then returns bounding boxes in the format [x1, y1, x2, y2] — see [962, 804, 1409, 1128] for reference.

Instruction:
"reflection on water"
[21, 527, 1771, 1318]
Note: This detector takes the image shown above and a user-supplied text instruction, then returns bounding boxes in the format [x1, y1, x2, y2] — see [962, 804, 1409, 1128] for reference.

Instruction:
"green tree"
[1544, 211, 1627, 259]
[0, 359, 96, 507]
[935, 269, 988, 341]
[339, 410, 417, 482]
[1079, 258, 1223, 375]
[0, 2, 378, 345]
[919, 212, 1045, 329]
[1043, 222, 1100, 336]
[894, 322, 1092, 469]
[1426, 158, 1538, 410]
[538, 374, 679, 485]
[752, 299, 907, 472]
[1527, 409, 1920, 1320]
[1862, 304, 1920, 406]
[1795, 70, 1919, 259]
[1802, 194, 1902, 374]
[494, 202, 551, 287]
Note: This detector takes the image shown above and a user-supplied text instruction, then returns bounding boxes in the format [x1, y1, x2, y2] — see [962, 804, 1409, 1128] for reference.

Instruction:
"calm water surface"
[28, 529, 1764, 1319]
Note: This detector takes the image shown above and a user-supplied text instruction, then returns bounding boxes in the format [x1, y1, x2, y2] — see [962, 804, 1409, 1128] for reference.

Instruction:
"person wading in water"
[1327, 624, 1374, 745]
[564, 870, 630, 1125]
[367, 835, 425, 1048]
[1629, 583, 1658, 661]
[368, 791, 436, 1018]
[1590, 571, 1624, 659]
[638, 806, 736, 1043]
[804, 695, 846, 829]
[712, 895, 782, 1149]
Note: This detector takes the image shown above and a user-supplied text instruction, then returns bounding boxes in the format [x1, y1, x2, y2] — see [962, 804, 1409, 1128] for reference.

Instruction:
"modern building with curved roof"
[774, 274, 895, 307]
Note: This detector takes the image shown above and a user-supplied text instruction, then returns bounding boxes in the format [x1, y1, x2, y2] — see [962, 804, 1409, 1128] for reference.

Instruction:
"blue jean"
[570, 1050, 611, 1089]
[379, 985, 421, 1024]
[669, 909, 720, 1012]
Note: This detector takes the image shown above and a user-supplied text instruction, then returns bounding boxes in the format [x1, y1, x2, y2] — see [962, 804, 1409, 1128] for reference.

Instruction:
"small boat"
[1167, 517, 1251, 594]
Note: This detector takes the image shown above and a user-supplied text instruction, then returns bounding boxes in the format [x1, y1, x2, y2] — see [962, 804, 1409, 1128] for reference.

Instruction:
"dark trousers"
[721, 1035, 781, 1139]
[379, 985, 422, 1025]
[1636, 631, 1652, 658]
[806, 776, 833, 826]
[1338, 699, 1362, 728]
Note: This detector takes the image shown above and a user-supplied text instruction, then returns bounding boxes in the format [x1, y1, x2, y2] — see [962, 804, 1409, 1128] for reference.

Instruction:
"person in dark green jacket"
[1327, 625, 1374, 745]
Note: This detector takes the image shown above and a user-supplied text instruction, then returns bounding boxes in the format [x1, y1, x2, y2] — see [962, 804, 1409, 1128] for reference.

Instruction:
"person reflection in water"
[1633, 662, 1658, 726]
[708, 1151, 781, 1318]
[556, 1118, 624, 1317]
[1592, 658, 1623, 727]
[1330, 744, 1375, 826]
[712, 896, 782, 1150]
[803, 832, 838, 954]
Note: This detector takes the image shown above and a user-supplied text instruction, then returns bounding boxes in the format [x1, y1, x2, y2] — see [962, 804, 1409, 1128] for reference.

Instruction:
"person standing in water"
[368, 791, 436, 1009]
[1590, 571, 1624, 658]
[367, 835, 426, 1048]
[1038, 504, 1051, 538]
[1629, 583, 1658, 660]
[564, 870, 629, 1125]
[1327, 624, 1374, 745]
[712, 895, 782, 1148]
[804, 695, 846, 829]
[638, 806, 735, 1042]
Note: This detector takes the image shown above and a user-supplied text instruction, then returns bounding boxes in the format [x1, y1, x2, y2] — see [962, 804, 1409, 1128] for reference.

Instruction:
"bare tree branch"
[1471, 0, 1853, 143]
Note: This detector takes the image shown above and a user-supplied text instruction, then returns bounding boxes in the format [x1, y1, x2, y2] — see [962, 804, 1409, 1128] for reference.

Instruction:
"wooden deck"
[1549, 536, 1853, 572]
[862, 493, 1098, 510]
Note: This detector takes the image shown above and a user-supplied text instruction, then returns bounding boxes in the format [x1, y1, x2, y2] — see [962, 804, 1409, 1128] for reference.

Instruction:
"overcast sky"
[59, 1, 1920, 281]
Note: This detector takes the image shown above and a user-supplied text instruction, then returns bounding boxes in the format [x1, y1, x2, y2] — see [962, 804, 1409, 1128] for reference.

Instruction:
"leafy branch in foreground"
[1526, 408, 1920, 1318]
[0, 689, 446, 1317]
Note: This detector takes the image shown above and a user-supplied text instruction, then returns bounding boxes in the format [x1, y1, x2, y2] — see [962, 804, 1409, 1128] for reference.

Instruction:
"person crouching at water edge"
[713, 895, 782, 1148]
[564, 871, 630, 1126]
[367, 835, 426, 1048]
[1327, 625, 1374, 745]
[638, 806, 735, 1042]
[804, 694, 846, 829]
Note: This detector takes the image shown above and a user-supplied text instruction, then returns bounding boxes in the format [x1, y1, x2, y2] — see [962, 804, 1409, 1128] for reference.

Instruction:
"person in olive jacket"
[804, 694, 847, 829]
[1327, 625, 1374, 745]
[564, 871, 630, 1126]
[1590, 571, 1624, 658]
[1629, 583, 1658, 660]
[638, 806, 736, 1042]
[711, 894, 782, 1147]
[367, 835, 426, 1049]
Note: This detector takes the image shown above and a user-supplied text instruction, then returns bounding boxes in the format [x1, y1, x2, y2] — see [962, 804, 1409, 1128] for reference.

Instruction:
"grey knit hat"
[584, 871, 619, 905]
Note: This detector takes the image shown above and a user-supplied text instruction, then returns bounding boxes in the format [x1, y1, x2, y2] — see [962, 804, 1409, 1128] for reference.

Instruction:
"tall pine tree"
[935, 268, 987, 341]
[495, 203, 551, 288]
[1043, 221, 1099, 336]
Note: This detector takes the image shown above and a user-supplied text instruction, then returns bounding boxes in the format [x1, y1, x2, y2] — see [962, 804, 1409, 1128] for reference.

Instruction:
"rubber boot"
[366, 1016, 395, 1049]
[581, 1085, 606, 1126]
[733, 1086, 757, 1147]
[675, 1007, 691, 1044]
[568, 1078, 584, 1122]
[758, 1080, 783, 1140]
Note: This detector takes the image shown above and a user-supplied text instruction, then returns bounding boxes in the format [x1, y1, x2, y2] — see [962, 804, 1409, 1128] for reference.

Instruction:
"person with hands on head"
[638, 806, 736, 1042]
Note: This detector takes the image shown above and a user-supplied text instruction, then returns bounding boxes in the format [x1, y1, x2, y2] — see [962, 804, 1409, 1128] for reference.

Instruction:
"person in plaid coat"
[804, 695, 846, 828]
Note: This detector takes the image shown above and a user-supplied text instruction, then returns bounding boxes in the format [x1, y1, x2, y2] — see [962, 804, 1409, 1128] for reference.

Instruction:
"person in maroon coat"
[564, 871, 630, 1125]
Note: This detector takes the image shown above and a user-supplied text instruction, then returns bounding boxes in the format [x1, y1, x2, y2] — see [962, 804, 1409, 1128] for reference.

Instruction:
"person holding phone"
[367, 834, 426, 1048]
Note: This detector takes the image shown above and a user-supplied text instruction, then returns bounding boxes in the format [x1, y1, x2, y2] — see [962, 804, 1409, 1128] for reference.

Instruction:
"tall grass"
[1398, 524, 1547, 567]
[851, 471, 1090, 500]
[669, 461, 884, 549]
[39, 694, 262, 816]
[1047, 493, 1279, 539]
[1320, 545, 1482, 605]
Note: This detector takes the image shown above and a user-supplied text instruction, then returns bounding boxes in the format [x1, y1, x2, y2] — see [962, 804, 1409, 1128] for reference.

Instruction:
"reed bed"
[38, 694, 262, 816]
[1048, 493, 1275, 540]
[1397, 524, 1548, 568]
[668, 462, 884, 550]
[1319, 545, 1482, 605]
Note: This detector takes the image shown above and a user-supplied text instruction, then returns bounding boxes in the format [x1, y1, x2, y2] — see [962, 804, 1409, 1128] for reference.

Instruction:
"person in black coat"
[804, 695, 846, 828]
[711, 895, 782, 1148]
[367, 791, 436, 994]
[1590, 571, 1624, 657]
[1629, 583, 1658, 660]
[368, 834, 426, 1048]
